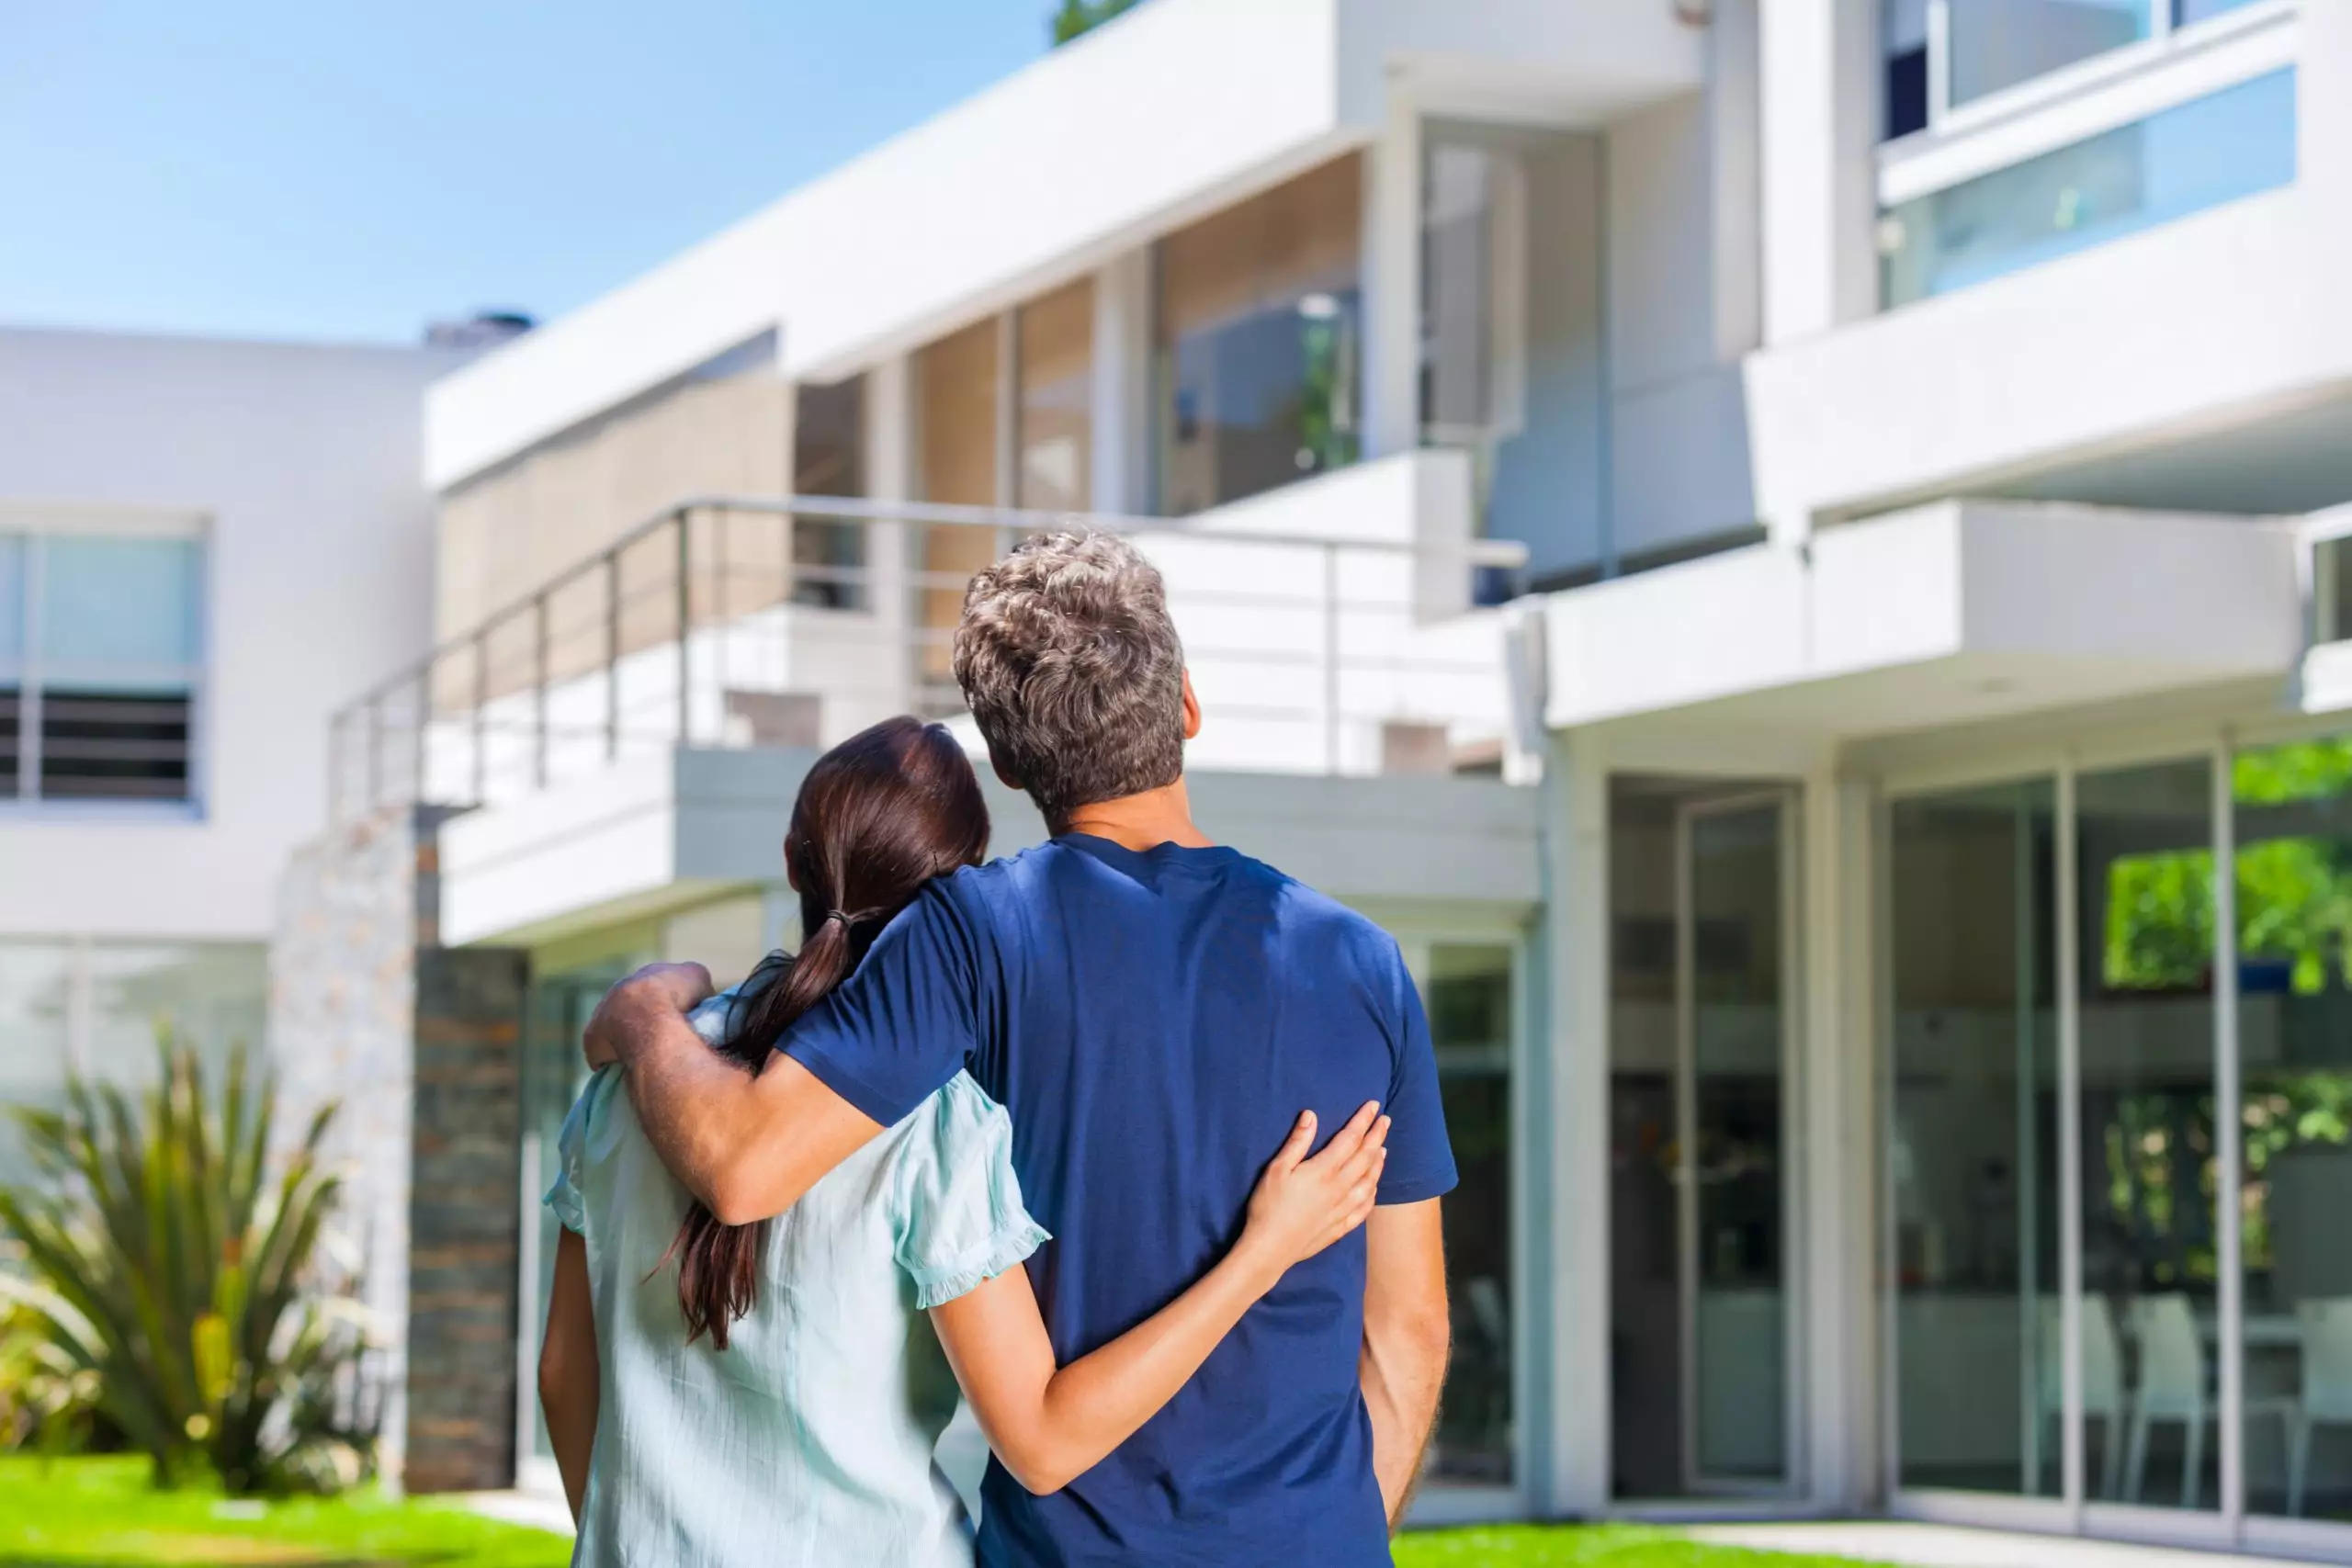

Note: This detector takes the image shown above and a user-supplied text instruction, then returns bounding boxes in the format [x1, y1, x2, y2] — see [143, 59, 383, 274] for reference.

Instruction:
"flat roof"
[423, 0, 1701, 491]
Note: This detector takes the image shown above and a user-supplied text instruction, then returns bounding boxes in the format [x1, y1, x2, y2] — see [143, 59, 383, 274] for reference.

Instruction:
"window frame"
[1879, 0, 2295, 213]
[0, 510, 210, 819]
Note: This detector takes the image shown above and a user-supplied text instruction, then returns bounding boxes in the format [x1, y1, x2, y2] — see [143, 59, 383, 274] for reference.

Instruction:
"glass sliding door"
[2233, 736, 2352, 1523]
[2076, 757, 2221, 1512]
[1423, 942, 1515, 1490]
[1889, 780, 2062, 1496]
[1682, 797, 1795, 1492]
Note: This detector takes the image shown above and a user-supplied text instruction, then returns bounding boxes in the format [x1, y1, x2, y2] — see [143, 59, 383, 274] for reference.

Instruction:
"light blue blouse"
[545, 981, 1047, 1568]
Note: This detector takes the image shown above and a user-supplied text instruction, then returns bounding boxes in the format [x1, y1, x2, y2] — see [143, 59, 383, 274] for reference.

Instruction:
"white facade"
[217, 0, 2352, 1550]
[0, 326, 459, 939]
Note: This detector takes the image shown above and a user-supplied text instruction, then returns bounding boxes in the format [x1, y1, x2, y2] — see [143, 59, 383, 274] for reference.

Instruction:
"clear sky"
[0, 1, 1052, 344]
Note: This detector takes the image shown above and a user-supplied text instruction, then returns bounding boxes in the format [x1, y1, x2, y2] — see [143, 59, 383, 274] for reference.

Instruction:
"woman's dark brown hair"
[671, 716, 989, 1349]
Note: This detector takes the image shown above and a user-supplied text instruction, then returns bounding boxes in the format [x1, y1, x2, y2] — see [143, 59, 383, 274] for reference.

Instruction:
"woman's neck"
[1056, 778, 1213, 852]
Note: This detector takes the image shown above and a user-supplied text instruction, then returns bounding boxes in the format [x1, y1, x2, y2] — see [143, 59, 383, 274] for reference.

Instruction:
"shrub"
[0, 1033, 376, 1493]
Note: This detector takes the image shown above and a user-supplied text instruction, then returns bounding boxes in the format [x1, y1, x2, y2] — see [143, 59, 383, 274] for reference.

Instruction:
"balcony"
[326, 450, 1526, 829]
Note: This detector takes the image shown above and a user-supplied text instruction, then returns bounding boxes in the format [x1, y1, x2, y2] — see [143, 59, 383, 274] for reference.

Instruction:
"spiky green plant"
[0, 1032, 375, 1493]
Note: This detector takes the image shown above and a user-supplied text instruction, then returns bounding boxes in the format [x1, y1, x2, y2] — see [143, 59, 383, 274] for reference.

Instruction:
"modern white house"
[17, 0, 2350, 1557]
[0, 324, 468, 1170]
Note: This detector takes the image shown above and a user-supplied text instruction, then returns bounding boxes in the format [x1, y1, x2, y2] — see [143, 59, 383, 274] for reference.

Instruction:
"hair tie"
[820, 910, 852, 929]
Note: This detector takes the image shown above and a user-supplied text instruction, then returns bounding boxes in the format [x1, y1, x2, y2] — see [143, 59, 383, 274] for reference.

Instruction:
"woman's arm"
[930, 1102, 1388, 1495]
[537, 1228, 600, 1525]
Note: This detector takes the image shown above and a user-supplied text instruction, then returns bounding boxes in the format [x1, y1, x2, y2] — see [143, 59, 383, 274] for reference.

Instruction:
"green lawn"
[0, 1456, 571, 1567]
[1, 1457, 1882, 1567]
[1396, 1525, 1879, 1567]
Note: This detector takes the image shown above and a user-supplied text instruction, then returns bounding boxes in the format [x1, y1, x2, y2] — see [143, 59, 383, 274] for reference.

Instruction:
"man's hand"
[582, 962, 714, 1070]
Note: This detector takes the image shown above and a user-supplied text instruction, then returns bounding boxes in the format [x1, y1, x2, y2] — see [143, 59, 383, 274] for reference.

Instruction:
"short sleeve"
[892, 1076, 1049, 1310]
[1375, 952, 1459, 1206]
[782, 878, 988, 1127]
[542, 1068, 605, 1236]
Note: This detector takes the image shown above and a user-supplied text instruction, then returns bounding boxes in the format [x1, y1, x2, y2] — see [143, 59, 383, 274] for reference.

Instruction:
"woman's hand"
[1234, 1101, 1389, 1285]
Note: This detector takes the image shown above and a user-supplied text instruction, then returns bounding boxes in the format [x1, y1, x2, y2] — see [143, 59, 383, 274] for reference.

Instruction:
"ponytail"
[672, 915, 867, 1350]
[663, 714, 990, 1352]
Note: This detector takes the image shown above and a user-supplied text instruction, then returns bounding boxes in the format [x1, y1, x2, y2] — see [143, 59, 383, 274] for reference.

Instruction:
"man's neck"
[1054, 778, 1214, 852]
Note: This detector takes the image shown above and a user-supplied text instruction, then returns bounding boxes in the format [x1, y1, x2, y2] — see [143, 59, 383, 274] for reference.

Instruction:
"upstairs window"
[0, 526, 205, 807]
[1156, 154, 1363, 516]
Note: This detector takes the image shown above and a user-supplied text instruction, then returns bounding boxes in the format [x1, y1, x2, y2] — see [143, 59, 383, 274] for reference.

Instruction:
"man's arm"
[582, 963, 884, 1224]
[1359, 1198, 1450, 1529]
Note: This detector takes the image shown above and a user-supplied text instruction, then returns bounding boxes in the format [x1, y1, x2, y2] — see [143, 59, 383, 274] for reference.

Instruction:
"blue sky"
[0, 1, 1051, 344]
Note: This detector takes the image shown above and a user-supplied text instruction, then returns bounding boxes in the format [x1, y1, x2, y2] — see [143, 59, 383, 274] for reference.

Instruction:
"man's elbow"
[701, 1165, 779, 1228]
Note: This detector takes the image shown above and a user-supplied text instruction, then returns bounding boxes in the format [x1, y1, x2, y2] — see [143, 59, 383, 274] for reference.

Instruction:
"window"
[1880, 68, 2295, 308]
[1157, 155, 1362, 516]
[1421, 942, 1515, 1489]
[0, 527, 205, 805]
[1951, 0, 2155, 108]
[790, 375, 867, 611]
[0, 939, 264, 1183]
[1017, 279, 1094, 512]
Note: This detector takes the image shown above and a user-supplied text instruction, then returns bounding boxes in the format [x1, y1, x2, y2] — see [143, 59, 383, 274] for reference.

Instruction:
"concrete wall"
[435, 354, 792, 642]
[0, 327, 461, 942]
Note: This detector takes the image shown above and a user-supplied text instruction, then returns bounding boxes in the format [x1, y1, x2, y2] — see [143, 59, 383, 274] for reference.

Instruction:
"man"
[584, 530, 1453, 1565]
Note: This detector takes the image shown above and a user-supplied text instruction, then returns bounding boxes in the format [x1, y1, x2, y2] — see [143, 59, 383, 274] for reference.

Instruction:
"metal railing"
[326, 494, 1529, 824]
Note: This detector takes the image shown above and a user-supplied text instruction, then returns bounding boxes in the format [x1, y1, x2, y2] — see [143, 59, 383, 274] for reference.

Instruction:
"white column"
[1801, 761, 1883, 1508]
[1536, 728, 1611, 1514]
[1758, 0, 1877, 547]
[1360, 88, 1423, 461]
[864, 357, 916, 713]
[1758, 0, 1878, 348]
[2301, 0, 2352, 266]
[1710, 0, 1765, 363]
[1091, 248, 1154, 514]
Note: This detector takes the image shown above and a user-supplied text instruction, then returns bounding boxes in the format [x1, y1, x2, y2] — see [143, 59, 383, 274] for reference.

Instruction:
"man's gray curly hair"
[952, 530, 1187, 825]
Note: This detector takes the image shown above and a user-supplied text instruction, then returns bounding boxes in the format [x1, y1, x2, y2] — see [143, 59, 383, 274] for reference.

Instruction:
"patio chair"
[2289, 1296, 2352, 1517]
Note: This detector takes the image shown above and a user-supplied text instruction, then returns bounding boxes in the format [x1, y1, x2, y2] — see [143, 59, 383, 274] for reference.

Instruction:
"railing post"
[413, 668, 429, 809]
[605, 552, 620, 761]
[327, 710, 344, 826]
[1323, 543, 1341, 773]
[675, 507, 694, 746]
[471, 627, 489, 805]
[366, 694, 384, 812]
[534, 592, 550, 789]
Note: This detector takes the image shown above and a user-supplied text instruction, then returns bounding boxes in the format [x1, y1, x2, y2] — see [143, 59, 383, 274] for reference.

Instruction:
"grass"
[0, 1456, 571, 1567]
[1396, 1525, 1885, 1567]
[0, 1457, 1888, 1567]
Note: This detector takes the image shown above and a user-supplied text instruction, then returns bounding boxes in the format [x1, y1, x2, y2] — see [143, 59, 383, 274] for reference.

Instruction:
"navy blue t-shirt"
[782, 834, 1456, 1567]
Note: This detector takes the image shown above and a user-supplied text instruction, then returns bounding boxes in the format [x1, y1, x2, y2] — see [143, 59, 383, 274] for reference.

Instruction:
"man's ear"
[986, 743, 1024, 792]
[1181, 670, 1203, 741]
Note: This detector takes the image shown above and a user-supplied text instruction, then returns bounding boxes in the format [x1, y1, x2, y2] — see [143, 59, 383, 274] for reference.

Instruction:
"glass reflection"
[1890, 780, 2062, 1496]
[2233, 737, 2352, 1521]
[2078, 756, 2219, 1510]
[1425, 943, 1513, 1487]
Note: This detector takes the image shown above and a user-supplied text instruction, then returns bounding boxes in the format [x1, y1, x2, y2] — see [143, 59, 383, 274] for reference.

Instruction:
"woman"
[536, 716, 1387, 1566]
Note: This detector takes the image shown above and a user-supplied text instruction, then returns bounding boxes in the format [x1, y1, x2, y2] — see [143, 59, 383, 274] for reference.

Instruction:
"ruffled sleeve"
[541, 1067, 605, 1237]
[892, 1074, 1049, 1310]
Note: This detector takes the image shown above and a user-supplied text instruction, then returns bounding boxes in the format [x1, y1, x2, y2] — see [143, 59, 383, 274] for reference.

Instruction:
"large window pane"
[2233, 737, 2352, 1522]
[1158, 154, 1361, 515]
[1881, 70, 2296, 309]
[789, 375, 866, 611]
[1425, 942, 1513, 1487]
[0, 942, 73, 1187]
[82, 942, 266, 1091]
[1016, 279, 1092, 513]
[915, 319, 1001, 691]
[2079, 756, 2219, 1510]
[1891, 780, 2062, 1495]
[1951, 0, 2152, 107]
[40, 535, 202, 671]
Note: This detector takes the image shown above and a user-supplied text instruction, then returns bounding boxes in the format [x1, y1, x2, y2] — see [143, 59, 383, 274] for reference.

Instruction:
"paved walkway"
[1691, 1522, 2314, 1568]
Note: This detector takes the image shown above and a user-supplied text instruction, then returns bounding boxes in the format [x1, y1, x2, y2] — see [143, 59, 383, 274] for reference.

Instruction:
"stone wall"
[271, 807, 419, 1477]
[402, 946, 527, 1495]
[270, 805, 530, 1495]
